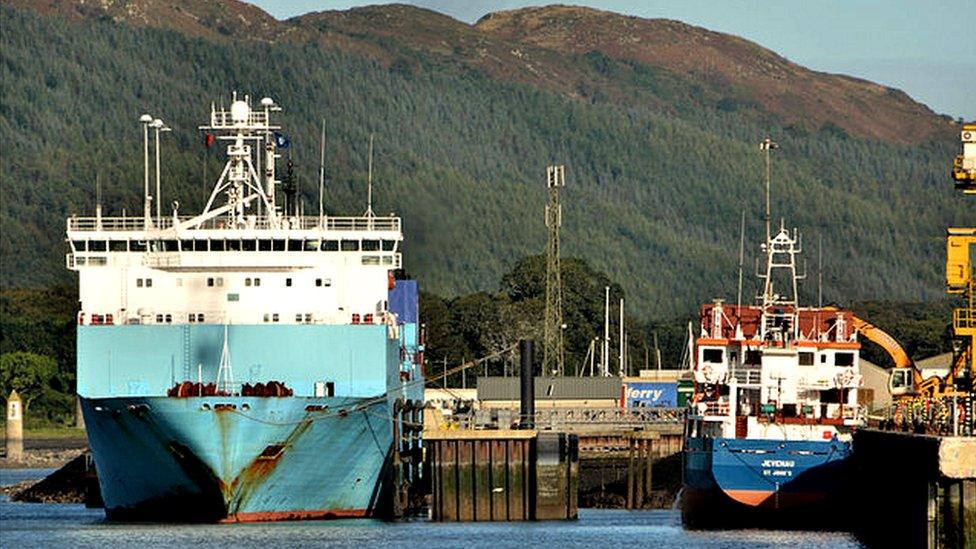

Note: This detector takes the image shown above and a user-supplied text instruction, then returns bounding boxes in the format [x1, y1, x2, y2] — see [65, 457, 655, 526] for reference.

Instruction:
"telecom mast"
[543, 165, 566, 376]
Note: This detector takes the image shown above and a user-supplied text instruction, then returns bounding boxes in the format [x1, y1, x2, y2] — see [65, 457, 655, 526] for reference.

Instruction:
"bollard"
[6, 390, 24, 462]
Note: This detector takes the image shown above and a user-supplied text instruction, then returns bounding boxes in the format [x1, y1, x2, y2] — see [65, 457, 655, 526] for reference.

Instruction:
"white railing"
[67, 215, 401, 233]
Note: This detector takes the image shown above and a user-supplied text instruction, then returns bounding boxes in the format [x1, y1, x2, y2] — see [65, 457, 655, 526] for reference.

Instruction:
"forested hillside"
[0, 3, 969, 319]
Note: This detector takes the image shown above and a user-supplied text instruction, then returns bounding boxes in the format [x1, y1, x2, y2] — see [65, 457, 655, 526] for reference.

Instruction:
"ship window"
[189, 313, 196, 322]
[89, 257, 108, 266]
[341, 240, 359, 251]
[322, 278, 332, 287]
[322, 240, 339, 251]
[89, 240, 107, 252]
[207, 277, 215, 287]
[227, 293, 239, 302]
[258, 239, 272, 251]
[164, 240, 179, 252]
[193, 240, 208, 251]
[288, 240, 303, 252]
[702, 348, 724, 364]
[136, 279, 143, 288]
[109, 240, 128, 252]
[210, 239, 226, 251]
[272, 240, 286, 251]
[198, 313, 205, 322]
[382, 240, 396, 251]
[382, 256, 393, 265]
[362, 239, 380, 252]
[242, 239, 256, 252]
[295, 313, 303, 322]
[165, 314, 172, 323]
[834, 352, 855, 367]
[254, 278, 261, 287]
[227, 239, 241, 251]
[245, 278, 252, 287]
[72, 240, 86, 252]
[272, 313, 279, 323]
[216, 277, 223, 287]
[145, 278, 152, 288]
[156, 314, 163, 323]
[305, 240, 320, 251]
[315, 278, 322, 287]
[263, 314, 270, 322]
[745, 350, 762, 365]
[821, 354, 828, 364]
[286, 278, 292, 287]
[799, 352, 814, 366]
[180, 240, 192, 251]
[130, 240, 147, 252]
[305, 313, 312, 323]
[75, 257, 86, 266]
[362, 256, 381, 265]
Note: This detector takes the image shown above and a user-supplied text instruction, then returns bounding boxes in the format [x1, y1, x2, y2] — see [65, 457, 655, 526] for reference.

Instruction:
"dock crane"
[952, 124, 976, 193]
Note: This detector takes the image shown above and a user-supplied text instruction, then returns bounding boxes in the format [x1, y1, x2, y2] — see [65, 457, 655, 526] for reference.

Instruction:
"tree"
[0, 352, 58, 409]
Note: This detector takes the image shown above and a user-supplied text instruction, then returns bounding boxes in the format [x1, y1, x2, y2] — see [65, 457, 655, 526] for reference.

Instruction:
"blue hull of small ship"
[682, 436, 854, 529]
[81, 395, 393, 521]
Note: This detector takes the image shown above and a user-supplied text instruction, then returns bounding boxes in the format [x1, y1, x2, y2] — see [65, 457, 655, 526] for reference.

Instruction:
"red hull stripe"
[220, 509, 371, 523]
[724, 489, 829, 507]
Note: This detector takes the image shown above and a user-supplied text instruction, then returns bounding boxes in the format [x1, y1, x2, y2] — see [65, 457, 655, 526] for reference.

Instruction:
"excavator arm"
[846, 315, 928, 396]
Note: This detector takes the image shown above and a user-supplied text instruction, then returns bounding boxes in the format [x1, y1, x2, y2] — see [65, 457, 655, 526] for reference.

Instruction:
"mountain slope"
[0, 3, 968, 319]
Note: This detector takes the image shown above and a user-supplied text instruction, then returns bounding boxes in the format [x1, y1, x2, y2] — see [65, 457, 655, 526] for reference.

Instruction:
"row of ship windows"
[133, 277, 333, 288]
[702, 349, 855, 367]
[153, 313, 313, 324]
[72, 239, 398, 253]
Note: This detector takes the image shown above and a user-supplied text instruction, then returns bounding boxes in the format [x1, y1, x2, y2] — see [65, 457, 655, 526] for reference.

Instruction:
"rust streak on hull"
[220, 508, 371, 523]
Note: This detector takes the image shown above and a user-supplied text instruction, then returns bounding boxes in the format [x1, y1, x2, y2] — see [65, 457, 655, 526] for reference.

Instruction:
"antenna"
[736, 209, 745, 309]
[543, 165, 566, 376]
[603, 286, 610, 377]
[759, 137, 778, 243]
[618, 298, 625, 377]
[318, 119, 326, 226]
[95, 173, 103, 229]
[818, 234, 823, 307]
[365, 133, 375, 218]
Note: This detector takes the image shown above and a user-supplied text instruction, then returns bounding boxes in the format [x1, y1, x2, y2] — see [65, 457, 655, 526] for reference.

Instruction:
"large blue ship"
[67, 94, 423, 522]
[681, 141, 863, 529]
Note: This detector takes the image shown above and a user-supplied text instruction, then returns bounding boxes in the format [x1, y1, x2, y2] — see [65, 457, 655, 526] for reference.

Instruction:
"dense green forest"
[0, 7, 969, 320]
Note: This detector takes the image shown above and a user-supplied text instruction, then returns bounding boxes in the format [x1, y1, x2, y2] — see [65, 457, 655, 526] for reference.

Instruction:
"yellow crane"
[953, 124, 976, 193]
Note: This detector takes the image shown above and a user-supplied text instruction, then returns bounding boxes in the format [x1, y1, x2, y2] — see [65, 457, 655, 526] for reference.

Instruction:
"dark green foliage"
[0, 7, 967, 322]
[0, 352, 58, 407]
[848, 300, 956, 367]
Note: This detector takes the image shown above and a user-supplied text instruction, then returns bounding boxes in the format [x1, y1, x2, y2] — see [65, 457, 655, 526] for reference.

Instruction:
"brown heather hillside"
[476, 5, 948, 144]
[4, 0, 955, 145]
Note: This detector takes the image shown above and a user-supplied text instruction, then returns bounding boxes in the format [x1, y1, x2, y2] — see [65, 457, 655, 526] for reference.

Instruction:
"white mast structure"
[193, 93, 282, 231]
[756, 139, 805, 343]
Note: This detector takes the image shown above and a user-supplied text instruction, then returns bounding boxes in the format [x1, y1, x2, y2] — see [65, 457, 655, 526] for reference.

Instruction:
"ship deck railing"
[67, 215, 401, 233]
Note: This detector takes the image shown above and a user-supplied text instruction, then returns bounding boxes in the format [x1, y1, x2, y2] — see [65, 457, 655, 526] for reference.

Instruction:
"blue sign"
[625, 382, 677, 407]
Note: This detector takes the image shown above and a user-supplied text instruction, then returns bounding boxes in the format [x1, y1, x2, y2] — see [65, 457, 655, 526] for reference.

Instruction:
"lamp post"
[140, 114, 153, 229]
[151, 118, 171, 227]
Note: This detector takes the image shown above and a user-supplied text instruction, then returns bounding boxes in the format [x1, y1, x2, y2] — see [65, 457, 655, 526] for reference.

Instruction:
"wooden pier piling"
[426, 429, 578, 521]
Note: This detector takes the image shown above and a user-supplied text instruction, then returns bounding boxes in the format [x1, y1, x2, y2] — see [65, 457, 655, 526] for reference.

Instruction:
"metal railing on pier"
[451, 406, 686, 431]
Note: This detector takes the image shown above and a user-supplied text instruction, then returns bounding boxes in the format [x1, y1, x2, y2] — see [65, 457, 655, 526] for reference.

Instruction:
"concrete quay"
[852, 429, 975, 548]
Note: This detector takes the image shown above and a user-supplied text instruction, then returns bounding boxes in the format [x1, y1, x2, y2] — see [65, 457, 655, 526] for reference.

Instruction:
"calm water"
[1, 469, 862, 548]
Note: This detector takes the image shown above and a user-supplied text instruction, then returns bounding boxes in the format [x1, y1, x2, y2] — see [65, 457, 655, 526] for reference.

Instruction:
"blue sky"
[248, 1, 975, 120]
